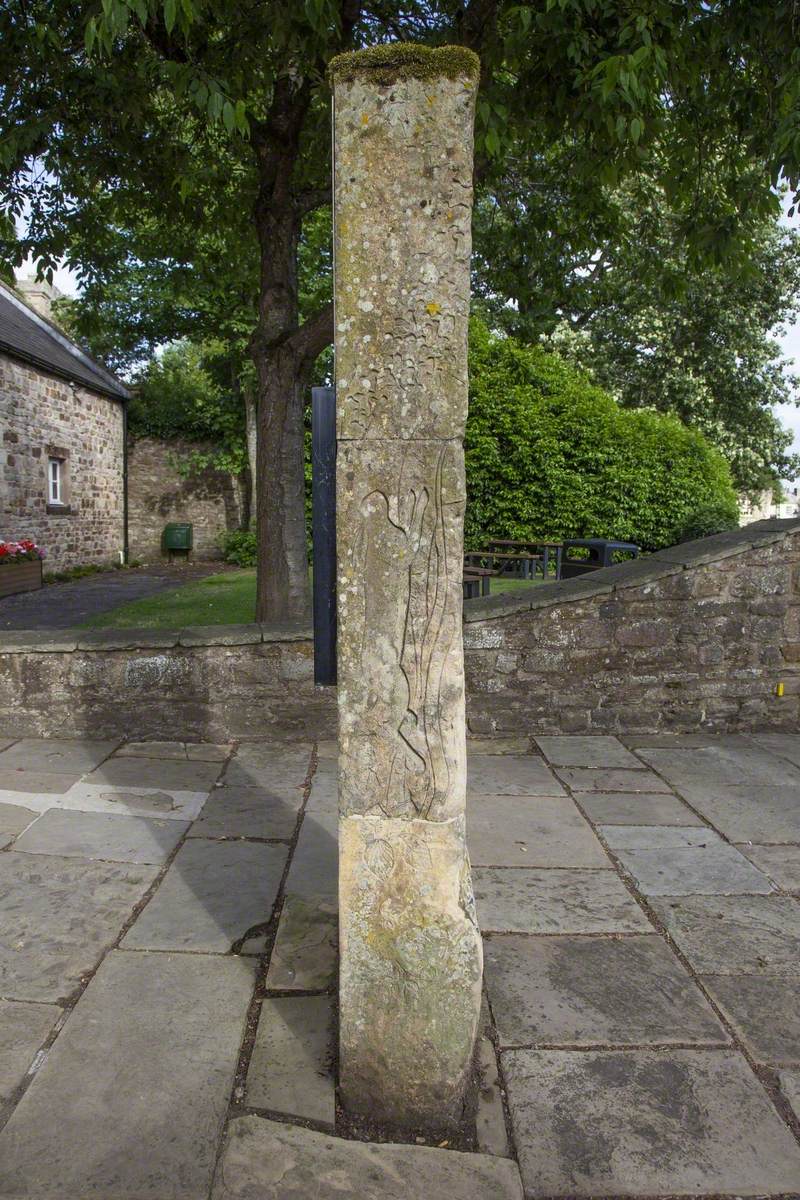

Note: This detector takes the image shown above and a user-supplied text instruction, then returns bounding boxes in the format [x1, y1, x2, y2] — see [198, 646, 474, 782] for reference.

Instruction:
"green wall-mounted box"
[163, 522, 193, 551]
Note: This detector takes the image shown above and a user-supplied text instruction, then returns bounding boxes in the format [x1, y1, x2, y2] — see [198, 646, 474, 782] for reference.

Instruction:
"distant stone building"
[740, 485, 800, 525]
[0, 279, 130, 572]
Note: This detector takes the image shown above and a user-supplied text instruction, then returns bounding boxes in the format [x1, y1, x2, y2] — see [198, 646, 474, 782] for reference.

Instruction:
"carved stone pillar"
[330, 43, 482, 1134]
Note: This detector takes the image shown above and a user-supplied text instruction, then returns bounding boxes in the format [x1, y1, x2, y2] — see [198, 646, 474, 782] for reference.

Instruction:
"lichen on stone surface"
[328, 43, 480, 88]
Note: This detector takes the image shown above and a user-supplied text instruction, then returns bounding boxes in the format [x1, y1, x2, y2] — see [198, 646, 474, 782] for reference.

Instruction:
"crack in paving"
[210, 741, 327, 1193]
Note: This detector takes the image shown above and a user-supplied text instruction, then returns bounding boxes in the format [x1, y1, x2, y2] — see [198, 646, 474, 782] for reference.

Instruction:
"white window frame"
[48, 457, 64, 505]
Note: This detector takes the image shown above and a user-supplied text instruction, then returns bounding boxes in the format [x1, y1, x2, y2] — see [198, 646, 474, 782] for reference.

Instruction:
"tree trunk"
[253, 338, 312, 621]
[244, 382, 258, 528]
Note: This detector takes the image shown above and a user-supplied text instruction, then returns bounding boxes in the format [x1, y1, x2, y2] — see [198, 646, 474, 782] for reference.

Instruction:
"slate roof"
[0, 282, 130, 401]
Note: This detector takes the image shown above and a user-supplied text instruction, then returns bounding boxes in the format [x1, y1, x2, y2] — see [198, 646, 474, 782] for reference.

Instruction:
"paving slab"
[0, 802, 38, 848]
[262, 809, 338, 987]
[737, 843, 800, 891]
[85, 755, 223, 791]
[612, 842, 775, 896]
[485, 934, 726, 1048]
[534, 735, 641, 768]
[54, 781, 210, 821]
[264, 895, 338, 990]
[211, 1115, 524, 1200]
[749, 731, 800, 767]
[0, 772, 81, 796]
[701, 975, 800, 1063]
[637, 742, 800, 788]
[748, 724, 800, 763]
[0, 739, 15, 753]
[12, 809, 189, 864]
[0, 851, 159, 1002]
[623, 733, 745, 749]
[475, 1052, 510, 1158]
[502, 1047, 800, 1197]
[468, 796, 609, 867]
[578, 790, 703, 825]
[189, 787, 301, 841]
[780, 1068, 800, 1121]
[554, 766, 672, 793]
[246, 995, 334, 1127]
[123, 839, 287, 953]
[0, 950, 254, 1199]
[467, 755, 565, 796]
[223, 743, 311, 791]
[675, 785, 800, 843]
[475, 1006, 510, 1158]
[282, 809, 338, 900]
[468, 736, 530, 754]
[0, 738, 119, 774]
[599, 824, 721, 849]
[305, 763, 337, 814]
[474, 868, 651, 934]
[0, 999, 61, 1104]
[116, 740, 231, 761]
[650, 894, 800, 976]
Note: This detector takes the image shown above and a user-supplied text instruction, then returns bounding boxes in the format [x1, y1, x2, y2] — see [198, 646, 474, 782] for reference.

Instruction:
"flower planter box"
[0, 560, 43, 599]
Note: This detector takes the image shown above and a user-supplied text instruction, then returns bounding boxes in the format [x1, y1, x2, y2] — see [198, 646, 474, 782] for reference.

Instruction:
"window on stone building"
[48, 457, 64, 505]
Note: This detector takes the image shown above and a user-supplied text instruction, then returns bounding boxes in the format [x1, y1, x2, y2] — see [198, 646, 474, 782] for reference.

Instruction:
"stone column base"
[338, 813, 483, 1135]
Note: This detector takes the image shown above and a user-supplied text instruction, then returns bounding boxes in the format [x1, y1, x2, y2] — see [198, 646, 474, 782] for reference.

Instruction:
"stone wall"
[462, 519, 800, 735]
[1, 519, 798, 740]
[127, 437, 245, 563]
[0, 624, 332, 743]
[0, 355, 125, 572]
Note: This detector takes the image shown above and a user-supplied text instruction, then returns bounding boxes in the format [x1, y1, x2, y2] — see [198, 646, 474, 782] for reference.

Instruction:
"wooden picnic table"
[473, 540, 564, 579]
[464, 550, 540, 580]
[462, 570, 491, 599]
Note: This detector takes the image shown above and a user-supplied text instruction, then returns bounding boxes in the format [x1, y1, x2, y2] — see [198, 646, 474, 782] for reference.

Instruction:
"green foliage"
[127, 340, 246, 474]
[220, 529, 257, 567]
[3, 0, 800, 615]
[671, 502, 740, 545]
[465, 321, 739, 553]
[474, 172, 800, 494]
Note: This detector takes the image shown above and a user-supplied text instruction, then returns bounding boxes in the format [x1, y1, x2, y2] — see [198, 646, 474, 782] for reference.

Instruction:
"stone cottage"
[0, 279, 130, 573]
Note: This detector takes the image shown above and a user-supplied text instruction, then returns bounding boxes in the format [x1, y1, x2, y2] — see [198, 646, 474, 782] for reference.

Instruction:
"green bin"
[163, 522, 193, 551]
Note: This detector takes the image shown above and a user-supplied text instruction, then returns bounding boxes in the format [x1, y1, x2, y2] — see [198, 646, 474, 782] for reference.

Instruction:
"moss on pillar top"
[328, 43, 480, 88]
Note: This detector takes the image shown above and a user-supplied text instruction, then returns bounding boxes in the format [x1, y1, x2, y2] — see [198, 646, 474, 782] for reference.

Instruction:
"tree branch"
[294, 186, 332, 216]
[455, 0, 502, 60]
[287, 301, 334, 362]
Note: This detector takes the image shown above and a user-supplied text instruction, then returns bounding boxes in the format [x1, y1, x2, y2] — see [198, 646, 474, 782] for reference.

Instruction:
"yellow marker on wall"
[777, 681, 785, 697]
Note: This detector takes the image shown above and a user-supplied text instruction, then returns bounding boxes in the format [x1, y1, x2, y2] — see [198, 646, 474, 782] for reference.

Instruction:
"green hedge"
[219, 529, 257, 567]
[465, 321, 739, 552]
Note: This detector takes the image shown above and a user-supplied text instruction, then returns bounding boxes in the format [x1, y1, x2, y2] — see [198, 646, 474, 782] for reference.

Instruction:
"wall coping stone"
[179, 624, 263, 648]
[0, 630, 80, 653]
[259, 621, 312, 642]
[0, 621, 314, 655]
[76, 629, 183, 651]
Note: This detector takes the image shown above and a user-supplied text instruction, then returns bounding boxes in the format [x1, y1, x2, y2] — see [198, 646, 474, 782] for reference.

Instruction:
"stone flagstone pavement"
[0, 731, 799, 1196]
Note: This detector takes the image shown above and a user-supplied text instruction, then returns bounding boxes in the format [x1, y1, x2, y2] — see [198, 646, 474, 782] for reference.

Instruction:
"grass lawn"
[82, 567, 545, 629]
